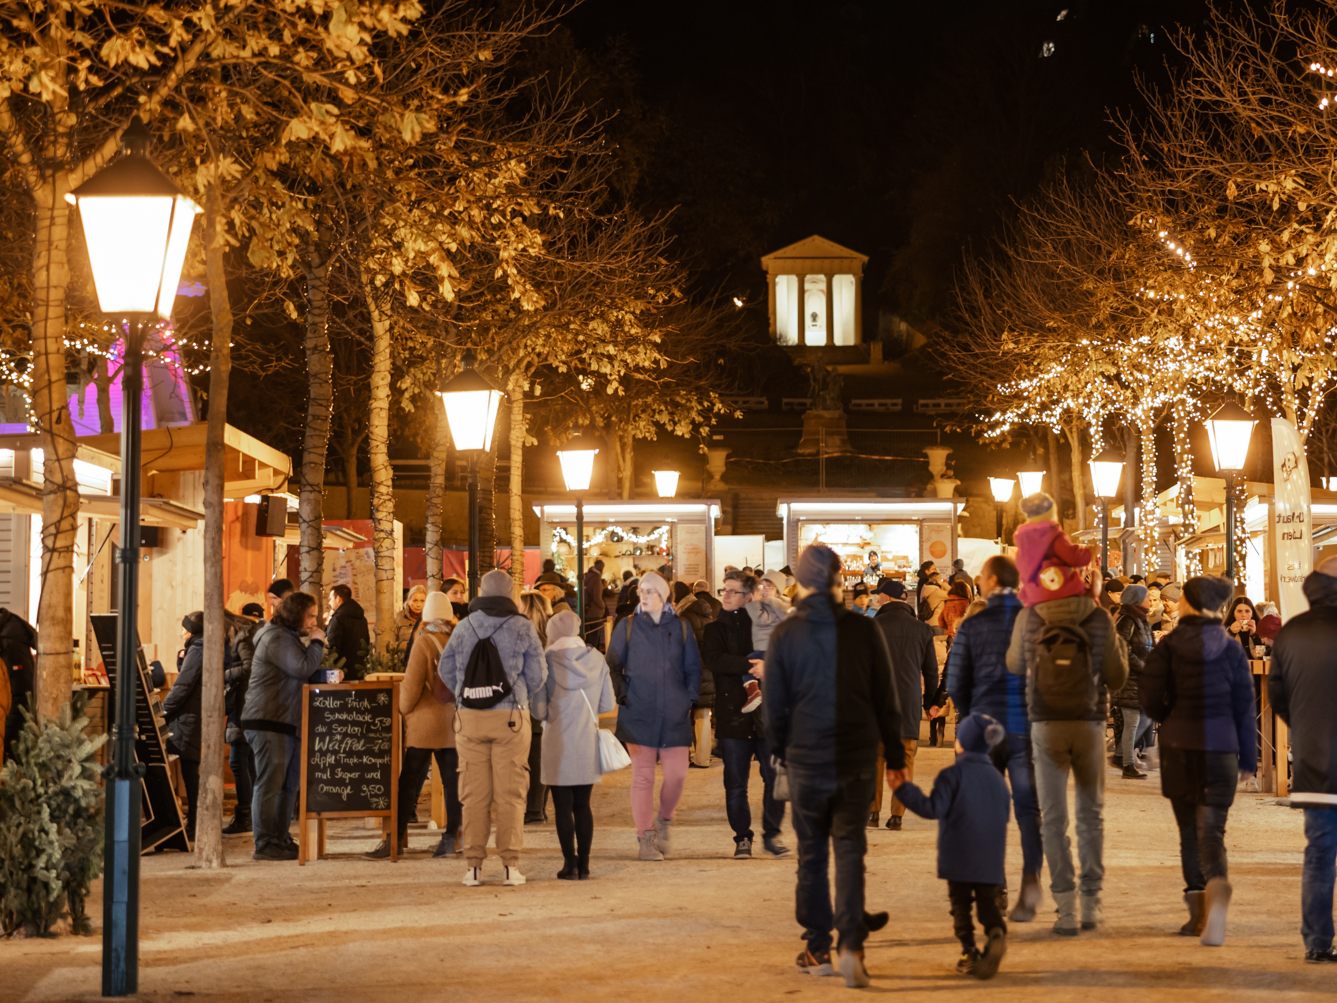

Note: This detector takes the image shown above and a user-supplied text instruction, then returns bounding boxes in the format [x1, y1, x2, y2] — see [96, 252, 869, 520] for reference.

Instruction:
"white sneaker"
[462, 866, 482, 887]
[503, 865, 526, 886]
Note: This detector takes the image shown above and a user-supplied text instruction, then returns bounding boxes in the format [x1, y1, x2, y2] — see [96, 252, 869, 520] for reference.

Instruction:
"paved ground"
[6, 740, 1333, 1001]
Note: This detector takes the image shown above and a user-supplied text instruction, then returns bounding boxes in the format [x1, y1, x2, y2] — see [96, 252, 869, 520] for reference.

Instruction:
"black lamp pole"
[467, 455, 480, 599]
[575, 496, 585, 622]
[103, 319, 145, 996]
[1224, 472, 1237, 582]
[1100, 498, 1111, 575]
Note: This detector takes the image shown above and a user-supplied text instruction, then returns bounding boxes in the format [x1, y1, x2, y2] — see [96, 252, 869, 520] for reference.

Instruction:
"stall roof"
[280, 513, 367, 551]
[533, 499, 721, 521]
[0, 478, 204, 529]
[0, 423, 290, 497]
[777, 497, 965, 519]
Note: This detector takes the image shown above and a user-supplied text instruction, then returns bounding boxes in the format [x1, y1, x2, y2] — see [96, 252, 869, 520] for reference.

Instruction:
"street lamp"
[1017, 470, 1045, 497]
[67, 116, 201, 998]
[437, 353, 503, 599]
[1206, 401, 1257, 582]
[557, 438, 599, 624]
[1089, 449, 1125, 575]
[653, 469, 680, 499]
[988, 477, 1015, 544]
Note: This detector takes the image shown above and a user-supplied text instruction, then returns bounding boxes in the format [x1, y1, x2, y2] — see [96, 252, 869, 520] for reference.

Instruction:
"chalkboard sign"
[90, 613, 189, 854]
[299, 681, 399, 864]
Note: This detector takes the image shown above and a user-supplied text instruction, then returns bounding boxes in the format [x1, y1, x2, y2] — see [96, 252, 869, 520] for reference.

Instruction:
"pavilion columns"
[795, 273, 805, 346]
[824, 274, 834, 346]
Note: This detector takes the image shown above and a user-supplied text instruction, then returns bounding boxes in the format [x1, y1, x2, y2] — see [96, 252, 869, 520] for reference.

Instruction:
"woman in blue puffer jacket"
[608, 571, 701, 861]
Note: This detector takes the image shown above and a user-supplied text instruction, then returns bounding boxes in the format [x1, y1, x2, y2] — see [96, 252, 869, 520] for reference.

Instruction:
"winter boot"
[1201, 878, 1232, 947]
[577, 850, 590, 880]
[1080, 893, 1102, 931]
[432, 833, 457, 858]
[973, 928, 1007, 980]
[1052, 890, 1079, 937]
[654, 817, 672, 858]
[1010, 873, 1042, 923]
[638, 831, 664, 861]
[557, 855, 580, 880]
[1178, 890, 1206, 936]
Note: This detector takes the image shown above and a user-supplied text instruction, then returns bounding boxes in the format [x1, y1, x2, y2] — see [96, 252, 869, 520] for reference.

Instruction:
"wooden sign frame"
[299, 680, 400, 865]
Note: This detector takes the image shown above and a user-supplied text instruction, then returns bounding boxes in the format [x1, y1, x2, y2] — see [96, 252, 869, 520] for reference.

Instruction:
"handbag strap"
[579, 687, 601, 727]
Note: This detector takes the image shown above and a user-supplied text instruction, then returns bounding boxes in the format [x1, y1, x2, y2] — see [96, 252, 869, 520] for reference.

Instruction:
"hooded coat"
[1013, 519, 1093, 607]
[400, 621, 455, 749]
[326, 598, 371, 676]
[1140, 615, 1257, 774]
[894, 751, 1012, 885]
[1113, 604, 1155, 710]
[540, 637, 616, 786]
[675, 592, 717, 707]
[163, 634, 203, 759]
[744, 597, 788, 652]
[1270, 571, 1337, 802]
[437, 595, 547, 717]
[607, 605, 701, 748]
[240, 622, 326, 735]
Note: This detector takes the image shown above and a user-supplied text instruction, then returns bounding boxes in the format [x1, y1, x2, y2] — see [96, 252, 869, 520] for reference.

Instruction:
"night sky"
[563, 0, 1211, 322]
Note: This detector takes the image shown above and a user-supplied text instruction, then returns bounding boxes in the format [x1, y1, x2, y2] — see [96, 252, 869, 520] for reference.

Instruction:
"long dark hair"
[274, 591, 317, 632]
[1227, 596, 1258, 626]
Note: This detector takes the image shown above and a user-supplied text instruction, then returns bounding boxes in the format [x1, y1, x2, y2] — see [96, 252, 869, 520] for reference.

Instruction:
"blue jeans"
[788, 765, 875, 954]
[246, 730, 299, 852]
[720, 734, 783, 843]
[992, 733, 1043, 879]
[229, 738, 255, 818]
[1303, 807, 1337, 952]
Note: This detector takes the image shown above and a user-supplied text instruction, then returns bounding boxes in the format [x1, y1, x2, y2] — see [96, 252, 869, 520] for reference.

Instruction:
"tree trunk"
[508, 381, 526, 592]
[424, 408, 448, 591]
[1138, 418, 1159, 575]
[95, 357, 114, 434]
[1047, 427, 1065, 525]
[298, 238, 333, 603]
[1122, 426, 1140, 575]
[619, 427, 635, 500]
[1171, 406, 1198, 534]
[196, 187, 232, 870]
[31, 184, 79, 720]
[1063, 422, 1088, 537]
[361, 272, 396, 652]
[477, 448, 497, 574]
[338, 422, 362, 518]
[1231, 474, 1249, 586]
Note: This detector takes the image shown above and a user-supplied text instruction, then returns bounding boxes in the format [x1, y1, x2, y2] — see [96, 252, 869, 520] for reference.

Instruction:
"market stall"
[776, 497, 964, 589]
[533, 499, 721, 586]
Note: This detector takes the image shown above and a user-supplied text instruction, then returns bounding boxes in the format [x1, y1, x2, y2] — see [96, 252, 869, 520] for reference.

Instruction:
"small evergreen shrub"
[0, 699, 106, 937]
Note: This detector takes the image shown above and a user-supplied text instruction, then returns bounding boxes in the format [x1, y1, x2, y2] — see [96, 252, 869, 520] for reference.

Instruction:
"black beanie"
[181, 611, 204, 636]
[796, 544, 841, 590]
[1183, 575, 1233, 616]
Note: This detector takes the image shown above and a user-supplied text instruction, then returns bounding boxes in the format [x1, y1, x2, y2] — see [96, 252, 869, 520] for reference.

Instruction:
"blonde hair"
[519, 590, 553, 645]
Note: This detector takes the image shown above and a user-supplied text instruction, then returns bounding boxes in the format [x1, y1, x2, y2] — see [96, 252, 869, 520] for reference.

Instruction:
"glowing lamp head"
[436, 353, 503, 453]
[1089, 449, 1124, 499]
[65, 118, 201, 320]
[1205, 401, 1256, 473]
[1017, 470, 1045, 496]
[557, 437, 599, 494]
[988, 477, 1015, 504]
[653, 469, 680, 499]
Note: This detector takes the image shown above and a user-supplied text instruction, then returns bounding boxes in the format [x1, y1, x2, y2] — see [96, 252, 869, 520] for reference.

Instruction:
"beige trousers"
[456, 708, 531, 867]
[691, 708, 713, 767]
[871, 739, 919, 818]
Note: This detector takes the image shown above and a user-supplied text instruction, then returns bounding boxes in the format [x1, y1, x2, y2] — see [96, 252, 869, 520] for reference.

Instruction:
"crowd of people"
[129, 494, 1337, 987]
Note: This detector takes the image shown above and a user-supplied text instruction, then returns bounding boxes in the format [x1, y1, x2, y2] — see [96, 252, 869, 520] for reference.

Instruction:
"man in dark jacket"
[675, 580, 718, 769]
[0, 606, 36, 762]
[703, 571, 786, 858]
[582, 559, 607, 650]
[946, 555, 1042, 922]
[325, 584, 370, 677]
[765, 545, 904, 987]
[164, 612, 205, 840]
[1113, 585, 1155, 778]
[871, 578, 940, 831]
[1268, 559, 1337, 963]
[1007, 580, 1127, 935]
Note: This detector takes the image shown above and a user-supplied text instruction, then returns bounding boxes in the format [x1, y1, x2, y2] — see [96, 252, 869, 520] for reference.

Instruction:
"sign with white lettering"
[299, 681, 400, 863]
[1271, 417, 1312, 621]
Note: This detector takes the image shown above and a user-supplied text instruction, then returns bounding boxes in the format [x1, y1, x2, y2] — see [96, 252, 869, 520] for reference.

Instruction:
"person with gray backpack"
[1007, 568, 1127, 936]
[438, 569, 546, 888]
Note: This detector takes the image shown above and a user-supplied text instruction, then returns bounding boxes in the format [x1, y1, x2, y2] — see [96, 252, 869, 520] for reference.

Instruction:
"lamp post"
[1089, 448, 1125, 575]
[557, 439, 599, 622]
[436, 353, 503, 599]
[653, 469, 680, 499]
[1017, 469, 1045, 497]
[988, 477, 1015, 544]
[1206, 402, 1257, 583]
[67, 117, 201, 998]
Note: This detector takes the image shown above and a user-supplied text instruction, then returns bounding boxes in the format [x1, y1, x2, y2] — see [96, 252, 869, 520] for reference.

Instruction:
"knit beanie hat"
[1105, 578, 1125, 597]
[1160, 582, 1183, 604]
[691, 579, 710, 594]
[1182, 575, 1233, 616]
[875, 577, 906, 599]
[480, 569, 514, 598]
[796, 544, 841, 590]
[1120, 584, 1149, 607]
[763, 570, 787, 592]
[672, 580, 692, 604]
[638, 571, 670, 601]
[421, 591, 453, 623]
[181, 611, 204, 636]
[546, 609, 582, 646]
[1019, 492, 1056, 521]
[956, 712, 1005, 754]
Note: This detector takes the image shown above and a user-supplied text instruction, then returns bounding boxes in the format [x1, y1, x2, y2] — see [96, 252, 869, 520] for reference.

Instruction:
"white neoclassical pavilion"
[760, 234, 867, 348]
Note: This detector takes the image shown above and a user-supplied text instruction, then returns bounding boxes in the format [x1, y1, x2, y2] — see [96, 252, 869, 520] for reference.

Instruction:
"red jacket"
[1014, 520, 1092, 607]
